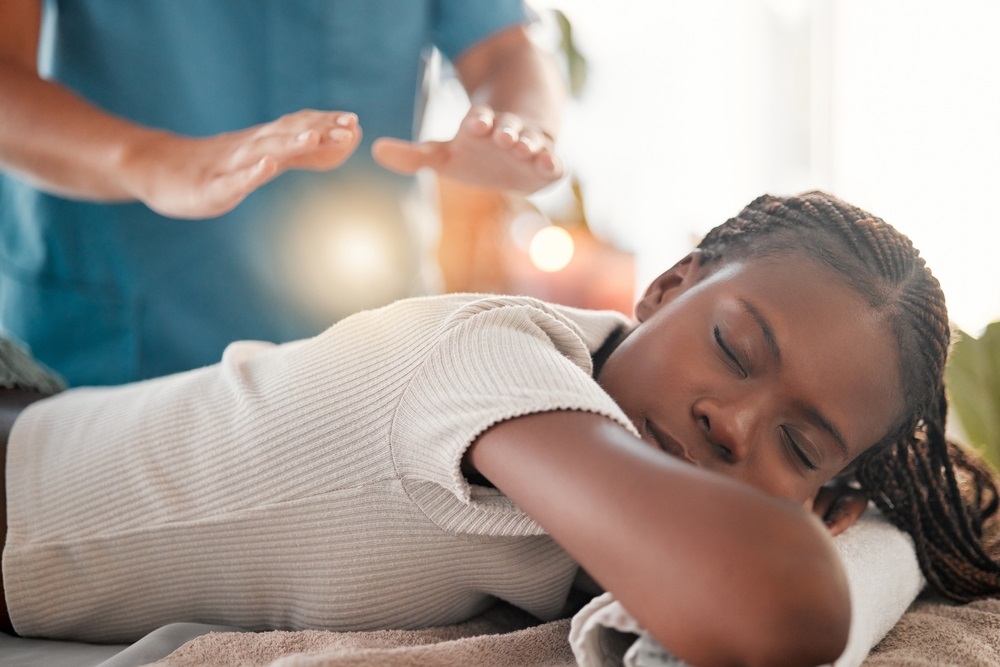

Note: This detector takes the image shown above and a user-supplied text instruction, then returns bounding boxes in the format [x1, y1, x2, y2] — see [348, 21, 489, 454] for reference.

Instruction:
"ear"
[810, 479, 868, 537]
[634, 250, 706, 322]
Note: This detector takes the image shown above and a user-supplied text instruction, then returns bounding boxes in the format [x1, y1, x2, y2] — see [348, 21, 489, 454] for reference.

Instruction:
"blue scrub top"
[0, 0, 528, 386]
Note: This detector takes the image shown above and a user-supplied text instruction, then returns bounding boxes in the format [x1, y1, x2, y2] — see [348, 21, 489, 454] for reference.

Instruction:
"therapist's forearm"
[456, 26, 566, 140]
[0, 60, 156, 201]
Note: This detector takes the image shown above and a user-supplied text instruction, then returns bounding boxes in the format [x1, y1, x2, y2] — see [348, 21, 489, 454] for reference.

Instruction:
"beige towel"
[863, 597, 1000, 667]
[143, 510, 1000, 667]
[143, 603, 575, 667]
[141, 598, 1000, 667]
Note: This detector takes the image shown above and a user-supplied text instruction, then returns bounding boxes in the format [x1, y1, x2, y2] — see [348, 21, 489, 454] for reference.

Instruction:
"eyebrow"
[738, 297, 850, 461]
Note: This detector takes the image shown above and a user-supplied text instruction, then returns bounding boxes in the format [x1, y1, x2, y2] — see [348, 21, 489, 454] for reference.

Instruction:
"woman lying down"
[2, 191, 999, 667]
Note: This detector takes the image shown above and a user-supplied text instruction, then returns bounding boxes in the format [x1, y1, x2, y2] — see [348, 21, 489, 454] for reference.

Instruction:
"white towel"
[569, 507, 925, 667]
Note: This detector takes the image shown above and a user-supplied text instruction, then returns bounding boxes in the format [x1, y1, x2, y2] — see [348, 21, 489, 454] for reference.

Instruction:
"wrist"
[111, 126, 176, 203]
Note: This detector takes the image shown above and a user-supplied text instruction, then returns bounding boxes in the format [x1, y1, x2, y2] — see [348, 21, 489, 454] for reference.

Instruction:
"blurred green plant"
[552, 9, 588, 98]
[946, 321, 1000, 473]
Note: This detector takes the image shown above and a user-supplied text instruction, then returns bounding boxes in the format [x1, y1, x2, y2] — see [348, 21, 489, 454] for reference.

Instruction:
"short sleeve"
[432, 0, 530, 62]
[390, 299, 636, 536]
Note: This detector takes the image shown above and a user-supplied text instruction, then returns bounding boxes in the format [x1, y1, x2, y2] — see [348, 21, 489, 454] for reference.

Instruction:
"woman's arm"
[467, 410, 851, 667]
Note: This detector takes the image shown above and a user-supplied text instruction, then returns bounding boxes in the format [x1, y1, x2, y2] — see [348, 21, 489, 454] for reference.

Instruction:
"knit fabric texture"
[4, 294, 635, 642]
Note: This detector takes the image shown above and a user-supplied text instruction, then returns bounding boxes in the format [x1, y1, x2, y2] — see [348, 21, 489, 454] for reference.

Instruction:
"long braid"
[699, 191, 1000, 602]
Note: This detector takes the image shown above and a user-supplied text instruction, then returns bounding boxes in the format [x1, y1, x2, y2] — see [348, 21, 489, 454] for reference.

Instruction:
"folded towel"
[144, 602, 574, 667]
[863, 596, 1000, 666]
[145, 508, 926, 667]
[834, 507, 925, 666]
[569, 507, 925, 667]
[570, 592, 684, 667]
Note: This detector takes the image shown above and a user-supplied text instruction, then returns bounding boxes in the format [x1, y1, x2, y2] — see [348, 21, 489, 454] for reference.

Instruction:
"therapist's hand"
[371, 104, 563, 194]
[122, 110, 362, 219]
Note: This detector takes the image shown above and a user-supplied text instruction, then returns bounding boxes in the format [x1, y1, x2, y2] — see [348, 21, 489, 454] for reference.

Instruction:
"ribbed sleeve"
[393, 299, 635, 535]
[4, 294, 632, 642]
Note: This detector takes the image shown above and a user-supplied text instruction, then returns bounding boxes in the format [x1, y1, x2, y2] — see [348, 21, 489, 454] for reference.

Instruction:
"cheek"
[624, 333, 686, 395]
[738, 457, 820, 505]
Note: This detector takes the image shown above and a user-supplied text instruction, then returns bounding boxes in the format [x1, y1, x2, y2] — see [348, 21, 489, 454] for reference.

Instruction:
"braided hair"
[696, 191, 1000, 602]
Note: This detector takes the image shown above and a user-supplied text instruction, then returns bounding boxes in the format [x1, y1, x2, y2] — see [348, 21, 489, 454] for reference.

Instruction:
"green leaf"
[553, 9, 588, 98]
[946, 322, 1000, 472]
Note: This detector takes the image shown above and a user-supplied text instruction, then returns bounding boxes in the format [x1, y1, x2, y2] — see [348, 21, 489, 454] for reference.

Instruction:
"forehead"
[690, 255, 905, 458]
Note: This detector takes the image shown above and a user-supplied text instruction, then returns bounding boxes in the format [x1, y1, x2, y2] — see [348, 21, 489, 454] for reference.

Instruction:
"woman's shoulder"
[381, 293, 632, 354]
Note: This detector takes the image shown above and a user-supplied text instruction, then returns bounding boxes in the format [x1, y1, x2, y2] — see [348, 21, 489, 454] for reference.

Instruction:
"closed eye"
[780, 426, 819, 471]
[714, 325, 747, 377]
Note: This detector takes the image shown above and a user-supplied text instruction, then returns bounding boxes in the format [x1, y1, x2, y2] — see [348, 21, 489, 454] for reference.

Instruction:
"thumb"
[371, 137, 448, 175]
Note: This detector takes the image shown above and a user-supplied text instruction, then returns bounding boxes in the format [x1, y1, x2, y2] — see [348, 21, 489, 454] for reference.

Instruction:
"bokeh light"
[528, 225, 575, 272]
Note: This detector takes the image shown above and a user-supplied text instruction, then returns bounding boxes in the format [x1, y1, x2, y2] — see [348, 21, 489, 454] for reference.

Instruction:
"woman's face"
[597, 250, 905, 504]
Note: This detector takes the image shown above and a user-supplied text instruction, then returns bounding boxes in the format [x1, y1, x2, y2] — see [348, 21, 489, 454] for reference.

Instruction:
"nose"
[692, 395, 752, 464]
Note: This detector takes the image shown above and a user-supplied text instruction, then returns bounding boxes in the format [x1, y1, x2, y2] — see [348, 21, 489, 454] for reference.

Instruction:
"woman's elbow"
[645, 515, 852, 667]
[648, 581, 850, 667]
[746, 506, 853, 666]
[741, 529, 852, 667]
[756, 579, 851, 667]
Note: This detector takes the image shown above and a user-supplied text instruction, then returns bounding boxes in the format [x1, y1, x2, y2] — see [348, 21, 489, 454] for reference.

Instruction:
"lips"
[645, 419, 696, 465]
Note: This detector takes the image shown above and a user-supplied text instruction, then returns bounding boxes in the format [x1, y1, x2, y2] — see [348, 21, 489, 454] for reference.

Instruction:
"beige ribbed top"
[5, 294, 635, 642]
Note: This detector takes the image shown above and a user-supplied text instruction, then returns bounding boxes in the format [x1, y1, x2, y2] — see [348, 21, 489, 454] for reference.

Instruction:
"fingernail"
[329, 128, 352, 142]
[297, 131, 313, 143]
[336, 114, 356, 127]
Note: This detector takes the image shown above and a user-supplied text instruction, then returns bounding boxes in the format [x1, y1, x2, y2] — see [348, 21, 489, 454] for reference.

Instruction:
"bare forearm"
[0, 60, 157, 201]
[468, 411, 851, 667]
[0, 57, 365, 219]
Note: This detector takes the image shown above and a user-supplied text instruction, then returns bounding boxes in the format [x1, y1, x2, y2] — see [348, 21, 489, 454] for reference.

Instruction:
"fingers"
[532, 145, 563, 181]
[398, 104, 563, 193]
[462, 105, 555, 160]
[492, 112, 524, 149]
[133, 111, 362, 219]
[234, 111, 362, 172]
[511, 126, 546, 158]
[463, 105, 495, 138]
[371, 137, 448, 175]
[192, 156, 278, 219]
[190, 111, 359, 217]
[475, 107, 562, 181]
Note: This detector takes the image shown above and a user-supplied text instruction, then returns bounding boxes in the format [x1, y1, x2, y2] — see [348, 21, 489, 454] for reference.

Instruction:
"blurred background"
[423, 0, 1000, 337]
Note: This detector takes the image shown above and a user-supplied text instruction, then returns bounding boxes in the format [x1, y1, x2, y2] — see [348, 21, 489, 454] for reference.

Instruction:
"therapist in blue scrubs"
[0, 1, 565, 386]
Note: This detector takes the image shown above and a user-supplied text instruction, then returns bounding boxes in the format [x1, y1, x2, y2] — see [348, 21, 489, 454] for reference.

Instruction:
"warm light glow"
[529, 225, 575, 272]
[279, 183, 422, 323]
[509, 209, 549, 251]
[326, 224, 388, 283]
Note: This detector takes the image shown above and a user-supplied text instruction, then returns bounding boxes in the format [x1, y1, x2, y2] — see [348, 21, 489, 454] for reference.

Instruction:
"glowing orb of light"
[528, 225, 575, 273]
[326, 224, 387, 283]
